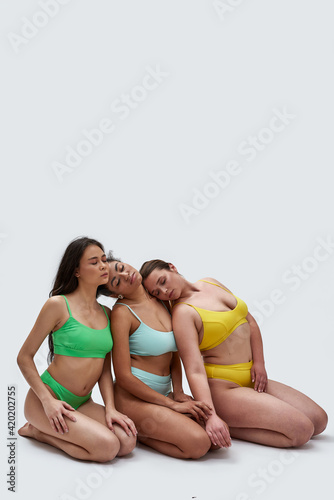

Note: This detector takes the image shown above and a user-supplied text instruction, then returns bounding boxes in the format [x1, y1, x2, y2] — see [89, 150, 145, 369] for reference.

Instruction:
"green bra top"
[52, 296, 113, 358]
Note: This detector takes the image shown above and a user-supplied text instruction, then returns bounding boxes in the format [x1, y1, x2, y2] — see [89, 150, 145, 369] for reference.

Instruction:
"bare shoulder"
[27, 296, 67, 334]
[42, 295, 67, 315]
[110, 303, 132, 322]
[171, 304, 201, 345]
[200, 277, 232, 293]
[172, 302, 197, 322]
[110, 303, 134, 339]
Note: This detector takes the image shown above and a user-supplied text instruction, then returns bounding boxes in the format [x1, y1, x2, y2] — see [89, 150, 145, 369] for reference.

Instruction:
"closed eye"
[111, 277, 120, 287]
[92, 258, 107, 265]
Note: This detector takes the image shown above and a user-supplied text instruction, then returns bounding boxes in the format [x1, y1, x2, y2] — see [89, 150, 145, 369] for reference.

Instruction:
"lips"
[130, 272, 135, 284]
[169, 290, 174, 299]
[101, 273, 108, 278]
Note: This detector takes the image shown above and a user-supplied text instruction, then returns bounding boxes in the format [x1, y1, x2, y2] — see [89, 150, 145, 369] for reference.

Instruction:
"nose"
[157, 286, 168, 296]
[119, 270, 129, 280]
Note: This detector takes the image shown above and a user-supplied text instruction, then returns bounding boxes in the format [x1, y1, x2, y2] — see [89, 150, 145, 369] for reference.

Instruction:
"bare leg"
[19, 388, 121, 462]
[209, 379, 316, 448]
[114, 385, 211, 459]
[265, 380, 328, 436]
[78, 399, 136, 456]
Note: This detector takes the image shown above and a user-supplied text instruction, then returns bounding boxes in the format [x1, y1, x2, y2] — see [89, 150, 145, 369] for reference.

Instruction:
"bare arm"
[98, 352, 116, 409]
[17, 297, 65, 404]
[247, 312, 268, 392]
[172, 305, 216, 407]
[170, 352, 192, 402]
[98, 350, 137, 436]
[97, 306, 137, 435]
[17, 297, 77, 432]
[172, 304, 231, 448]
[111, 307, 210, 420]
[111, 306, 176, 409]
[97, 307, 116, 408]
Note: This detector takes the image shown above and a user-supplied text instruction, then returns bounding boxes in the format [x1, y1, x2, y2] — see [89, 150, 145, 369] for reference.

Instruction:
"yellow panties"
[204, 360, 254, 387]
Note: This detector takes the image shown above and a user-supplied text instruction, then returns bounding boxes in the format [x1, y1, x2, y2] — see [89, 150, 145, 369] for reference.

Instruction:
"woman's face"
[106, 261, 142, 297]
[76, 245, 108, 286]
[143, 266, 180, 301]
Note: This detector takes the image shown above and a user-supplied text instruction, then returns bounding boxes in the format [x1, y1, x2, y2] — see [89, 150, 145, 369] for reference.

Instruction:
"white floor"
[12, 424, 333, 500]
[5, 285, 334, 500]
[6, 313, 334, 500]
[2, 2, 334, 497]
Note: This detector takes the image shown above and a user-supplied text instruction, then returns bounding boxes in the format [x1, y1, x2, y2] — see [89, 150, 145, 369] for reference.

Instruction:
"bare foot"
[18, 422, 35, 438]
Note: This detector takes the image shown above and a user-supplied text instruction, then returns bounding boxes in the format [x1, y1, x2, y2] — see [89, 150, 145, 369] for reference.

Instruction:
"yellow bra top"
[174, 280, 248, 351]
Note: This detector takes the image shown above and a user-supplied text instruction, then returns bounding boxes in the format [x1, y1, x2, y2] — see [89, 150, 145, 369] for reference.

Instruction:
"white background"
[1, 1, 333, 499]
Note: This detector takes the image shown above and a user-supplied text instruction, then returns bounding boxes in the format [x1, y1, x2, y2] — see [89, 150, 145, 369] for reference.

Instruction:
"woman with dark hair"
[140, 260, 328, 449]
[98, 252, 221, 458]
[17, 237, 136, 462]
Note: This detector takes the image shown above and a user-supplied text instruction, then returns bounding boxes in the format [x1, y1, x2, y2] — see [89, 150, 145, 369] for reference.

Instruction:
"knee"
[312, 408, 328, 436]
[183, 430, 211, 459]
[209, 443, 221, 451]
[117, 435, 137, 457]
[93, 435, 121, 463]
[290, 418, 314, 447]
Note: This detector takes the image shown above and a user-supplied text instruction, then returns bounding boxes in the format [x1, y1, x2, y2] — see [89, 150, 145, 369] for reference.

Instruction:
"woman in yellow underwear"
[140, 260, 328, 449]
[17, 237, 136, 461]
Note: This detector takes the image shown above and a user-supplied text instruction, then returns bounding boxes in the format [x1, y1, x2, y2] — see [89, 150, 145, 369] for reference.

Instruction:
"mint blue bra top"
[117, 303, 177, 356]
[52, 296, 113, 358]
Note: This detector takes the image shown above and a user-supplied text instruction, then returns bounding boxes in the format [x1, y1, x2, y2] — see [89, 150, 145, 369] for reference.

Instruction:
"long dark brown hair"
[47, 236, 105, 364]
